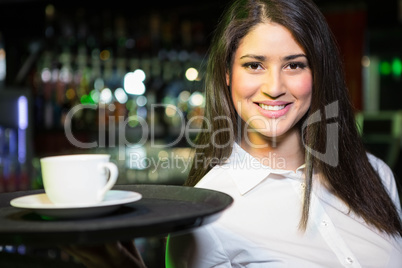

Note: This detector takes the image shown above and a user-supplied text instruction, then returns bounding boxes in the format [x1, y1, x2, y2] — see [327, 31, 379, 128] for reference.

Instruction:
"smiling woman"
[229, 22, 312, 162]
[167, 0, 402, 267]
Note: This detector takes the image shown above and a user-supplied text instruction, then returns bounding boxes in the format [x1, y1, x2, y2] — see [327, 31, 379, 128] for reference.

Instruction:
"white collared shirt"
[166, 143, 402, 267]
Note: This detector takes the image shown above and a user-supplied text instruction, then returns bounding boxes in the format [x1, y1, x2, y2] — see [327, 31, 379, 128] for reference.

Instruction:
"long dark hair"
[185, 0, 402, 236]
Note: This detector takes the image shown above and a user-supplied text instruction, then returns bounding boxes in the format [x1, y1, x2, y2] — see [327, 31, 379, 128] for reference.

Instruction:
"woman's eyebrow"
[240, 53, 307, 61]
[240, 54, 266, 61]
[283, 54, 307, 61]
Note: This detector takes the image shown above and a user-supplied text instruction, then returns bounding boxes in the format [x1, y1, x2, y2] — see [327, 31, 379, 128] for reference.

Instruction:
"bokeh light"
[124, 69, 146, 95]
[392, 58, 402, 77]
[94, 78, 104, 90]
[136, 95, 148, 107]
[361, 56, 370, 67]
[178, 90, 190, 102]
[165, 104, 177, 117]
[100, 50, 111, 61]
[100, 88, 113, 103]
[90, 90, 100, 103]
[185, 67, 198, 81]
[189, 91, 204, 107]
[114, 87, 128, 104]
[65, 88, 76, 100]
[41, 68, 52, 82]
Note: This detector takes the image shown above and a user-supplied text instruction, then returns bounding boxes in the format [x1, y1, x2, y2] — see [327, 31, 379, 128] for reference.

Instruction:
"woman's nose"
[260, 71, 285, 99]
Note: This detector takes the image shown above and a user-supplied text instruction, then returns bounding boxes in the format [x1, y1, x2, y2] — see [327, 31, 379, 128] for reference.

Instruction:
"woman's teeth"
[259, 104, 286, 111]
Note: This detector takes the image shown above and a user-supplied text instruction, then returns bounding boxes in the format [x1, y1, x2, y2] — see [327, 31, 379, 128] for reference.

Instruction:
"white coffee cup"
[40, 154, 118, 205]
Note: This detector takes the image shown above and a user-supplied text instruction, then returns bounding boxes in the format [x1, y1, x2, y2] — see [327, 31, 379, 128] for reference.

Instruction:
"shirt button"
[346, 257, 353, 264]
[322, 220, 328, 226]
[300, 183, 306, 189]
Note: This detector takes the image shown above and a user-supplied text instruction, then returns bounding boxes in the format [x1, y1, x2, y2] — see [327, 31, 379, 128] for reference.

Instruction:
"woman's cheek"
[288, 76, 312, 98]
[236, 76, 261, 98]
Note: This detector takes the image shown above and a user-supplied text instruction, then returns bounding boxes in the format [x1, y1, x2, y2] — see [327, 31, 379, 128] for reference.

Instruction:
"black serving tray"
[0, 184, 233, 246]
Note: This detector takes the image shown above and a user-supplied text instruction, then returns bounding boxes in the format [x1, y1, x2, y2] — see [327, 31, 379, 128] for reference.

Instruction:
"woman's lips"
[255, 102, 292, 118]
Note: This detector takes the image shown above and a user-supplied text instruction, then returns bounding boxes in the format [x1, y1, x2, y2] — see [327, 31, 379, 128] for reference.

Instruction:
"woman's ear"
[226, 72, 230, 86]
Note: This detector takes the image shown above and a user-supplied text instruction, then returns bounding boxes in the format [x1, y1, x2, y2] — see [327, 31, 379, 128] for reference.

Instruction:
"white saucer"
[10, 190, 142, 219]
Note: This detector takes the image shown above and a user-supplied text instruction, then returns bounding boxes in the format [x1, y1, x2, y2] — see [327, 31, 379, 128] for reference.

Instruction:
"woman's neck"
[240, 127, 305, 171]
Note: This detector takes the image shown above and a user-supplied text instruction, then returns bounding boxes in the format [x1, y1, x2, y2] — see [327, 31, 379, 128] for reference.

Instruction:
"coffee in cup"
[40, 154, 118, 205]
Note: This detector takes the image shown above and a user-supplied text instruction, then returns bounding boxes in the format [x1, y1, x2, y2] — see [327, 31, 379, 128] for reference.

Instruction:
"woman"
[66, 0, 402, 267]
[166, 0, 402, 267]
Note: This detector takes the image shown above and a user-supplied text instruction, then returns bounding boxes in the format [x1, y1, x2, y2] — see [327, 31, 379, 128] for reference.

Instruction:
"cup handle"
[97, 162, 119, 201]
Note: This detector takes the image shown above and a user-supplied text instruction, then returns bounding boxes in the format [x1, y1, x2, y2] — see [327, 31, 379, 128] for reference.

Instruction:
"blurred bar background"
[0, 0, 401, 266]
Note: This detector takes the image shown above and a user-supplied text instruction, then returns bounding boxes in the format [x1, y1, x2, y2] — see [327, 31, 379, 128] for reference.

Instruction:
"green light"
[126, 99, 136, 111]
[392, 58, 402, 77]
[165, 235, 174, 268]
[80, 94, 88, 104]
[380, 61, 392, 75]
[80, 94, 93, 104]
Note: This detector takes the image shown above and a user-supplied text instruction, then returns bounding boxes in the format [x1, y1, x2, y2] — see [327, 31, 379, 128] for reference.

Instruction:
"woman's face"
[228, 22, 312, 145]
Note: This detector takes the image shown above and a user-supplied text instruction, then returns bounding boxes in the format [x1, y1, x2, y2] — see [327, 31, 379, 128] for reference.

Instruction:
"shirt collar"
[226, 143, 305, 195]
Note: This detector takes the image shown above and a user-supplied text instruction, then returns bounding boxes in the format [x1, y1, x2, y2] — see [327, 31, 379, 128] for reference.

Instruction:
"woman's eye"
[243, 62, 262, 70]
[285, 62, 307, 70]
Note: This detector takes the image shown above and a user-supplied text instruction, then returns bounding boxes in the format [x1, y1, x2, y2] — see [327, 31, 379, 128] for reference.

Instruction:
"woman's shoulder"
[366, 153, 401, 210]
[194, 162, 230, 189]
[366, 153, 394, 180]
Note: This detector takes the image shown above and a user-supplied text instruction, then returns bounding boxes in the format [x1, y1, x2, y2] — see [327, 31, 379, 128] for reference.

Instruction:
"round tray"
[0, 184, 233, 246]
